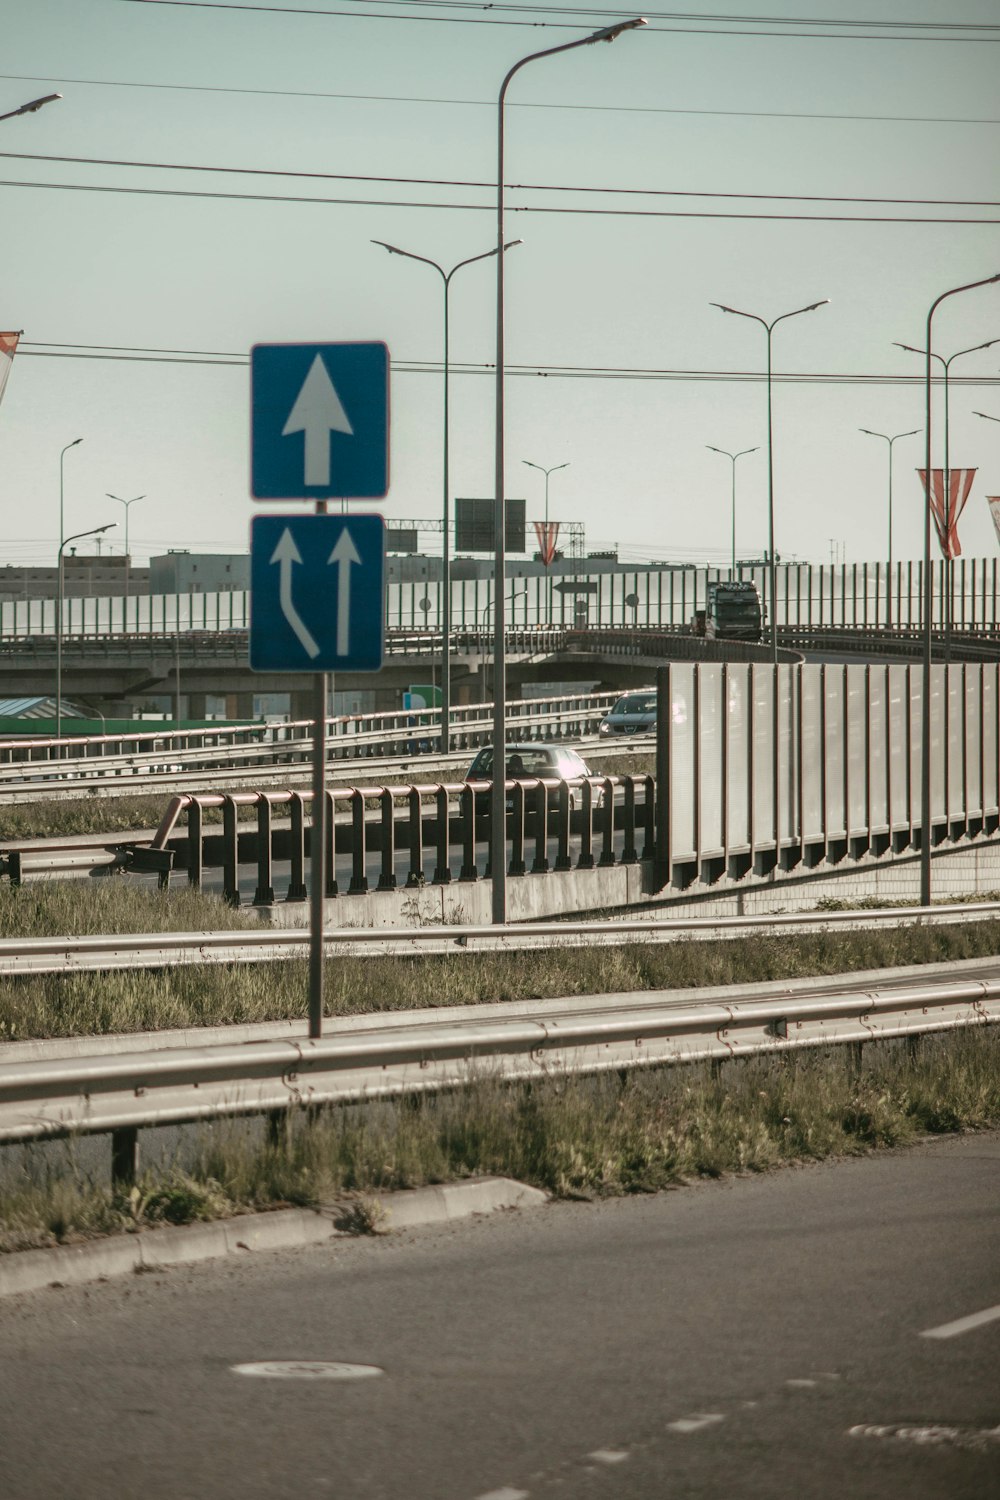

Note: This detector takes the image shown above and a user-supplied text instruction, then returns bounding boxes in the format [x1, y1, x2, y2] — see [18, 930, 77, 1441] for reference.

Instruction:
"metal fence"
[657, 660, 1000, 885]
[5, 557, 1000, 640]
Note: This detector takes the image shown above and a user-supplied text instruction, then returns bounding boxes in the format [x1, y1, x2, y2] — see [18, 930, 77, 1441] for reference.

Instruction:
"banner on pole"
[0, 332, 21, 411]
[988, 497, 1000, 550]
[917, 467, 977, 560]
[533, 520, 561, 567]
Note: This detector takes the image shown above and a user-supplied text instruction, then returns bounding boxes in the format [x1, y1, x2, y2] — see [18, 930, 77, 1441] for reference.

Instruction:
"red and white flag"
[988, 497, 1000, 550]
[534, 520, 560, 567]
[917, 467, 976, 560]
[0, 331, 21, 410]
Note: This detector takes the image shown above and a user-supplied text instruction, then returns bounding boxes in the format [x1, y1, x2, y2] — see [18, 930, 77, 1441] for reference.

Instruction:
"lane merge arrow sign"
[250, 514, 385, 673]
[251, 342, 389, 502]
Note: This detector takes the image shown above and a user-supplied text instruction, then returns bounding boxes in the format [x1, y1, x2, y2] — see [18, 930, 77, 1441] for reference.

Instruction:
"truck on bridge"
[691, 580, 763, 643]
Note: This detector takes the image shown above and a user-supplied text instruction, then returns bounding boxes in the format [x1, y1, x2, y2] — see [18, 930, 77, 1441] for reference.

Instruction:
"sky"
[2, 0, 999, 573]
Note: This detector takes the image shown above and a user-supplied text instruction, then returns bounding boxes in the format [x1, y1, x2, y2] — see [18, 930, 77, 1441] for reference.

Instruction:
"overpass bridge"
[1, 557, 997, 718]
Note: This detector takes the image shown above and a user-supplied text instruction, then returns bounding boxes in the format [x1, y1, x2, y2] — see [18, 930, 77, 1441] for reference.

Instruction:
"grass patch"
[2, 1030, 997, 1251]
[1, 881, 1000, 1042]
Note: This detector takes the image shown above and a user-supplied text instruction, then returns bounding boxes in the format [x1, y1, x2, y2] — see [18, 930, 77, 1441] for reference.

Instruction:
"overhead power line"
[119, 0, 1000, 41]
[3, 177, 995, 224]
[19, 341, 1000, 388]
[3, 71, 997, 126]
[3, 149, 997, 210]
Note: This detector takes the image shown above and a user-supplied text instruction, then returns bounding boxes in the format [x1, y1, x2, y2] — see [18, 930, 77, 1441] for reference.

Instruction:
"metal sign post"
[249, 341, 390, 1039]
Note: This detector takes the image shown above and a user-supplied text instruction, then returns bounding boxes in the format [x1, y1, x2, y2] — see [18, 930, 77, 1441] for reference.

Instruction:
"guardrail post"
[222, 796, 240, 906]
[554, 782, 572, 871]
[111, 1126, 140, 1189]
[598, 777, 616, 867]
[378, 787, 397, 891]
[325, 790, 338, 897]
[578, 780, 595, 870]
[509, 783, 526, 877]
[349, 790, 368, 894]
[460, 785, 478, 881]
[253, 795, 275, 905]
[187, 798, 204, 889]
[531, 781, 549, 874]
[622, 777, 638, 863]
[287, 792, 307, 901]
[407, 787, 426, 887]
[432, 786, 451, 884]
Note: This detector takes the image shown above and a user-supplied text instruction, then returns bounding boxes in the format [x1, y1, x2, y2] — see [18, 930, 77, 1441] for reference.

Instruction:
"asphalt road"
[2, 1133, 998, 1500]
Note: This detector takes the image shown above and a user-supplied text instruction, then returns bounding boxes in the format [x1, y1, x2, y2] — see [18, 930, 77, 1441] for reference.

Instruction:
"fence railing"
[4, 557, 1000, 641]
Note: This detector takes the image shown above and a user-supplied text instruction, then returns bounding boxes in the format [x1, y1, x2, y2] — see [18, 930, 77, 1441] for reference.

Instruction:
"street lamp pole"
[522, 459, 569, 621]
[705, 445, 758, 574]
[710, 299, 828, 664]
[372, 239, 521, 754]
[894, 337, 999, 656]
[106, 493, 146, 606]
[56, 438, 83, 746]
[858, 427, 920, 629]
[916, 274, 1000, 908]
[0, 93, 61, 123]
[493, 16, 646, 925]
[56, 524, 116, 748]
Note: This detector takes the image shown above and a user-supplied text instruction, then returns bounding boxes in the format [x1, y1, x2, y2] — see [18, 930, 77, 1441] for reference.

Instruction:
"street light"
[711, 298, 828, 663]
[371, 238, 521, 755]
[916, 273, 1000, 908]
[0, 93, 61, 123]
[492, 15, 646, 924]
[522, 459, 569, 621]
[895, 337, 1000, 652]
[858, 427, 920, 629]
[705, 445, 758, 573]
[56, 523, 116, 747]
[106, 493, 146, 604]
[56, 438, 83, 744]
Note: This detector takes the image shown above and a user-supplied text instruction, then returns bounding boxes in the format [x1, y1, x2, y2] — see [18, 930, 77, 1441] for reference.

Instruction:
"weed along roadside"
[1, 1032, 998, 1278]
[1, 876, 999, 1278]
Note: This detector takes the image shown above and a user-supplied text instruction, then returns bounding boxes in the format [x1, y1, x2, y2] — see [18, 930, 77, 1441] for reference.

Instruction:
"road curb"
[0, 1177, 548, 1300]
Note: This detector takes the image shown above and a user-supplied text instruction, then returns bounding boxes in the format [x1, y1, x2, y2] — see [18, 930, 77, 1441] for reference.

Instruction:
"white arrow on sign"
[282, 354, 354, 488]
[270, 528, 320, 659]
[329, 529, 362, 656]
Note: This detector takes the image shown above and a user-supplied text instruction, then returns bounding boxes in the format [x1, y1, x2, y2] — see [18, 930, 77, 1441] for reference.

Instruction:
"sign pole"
[308, 667, 328, 1040]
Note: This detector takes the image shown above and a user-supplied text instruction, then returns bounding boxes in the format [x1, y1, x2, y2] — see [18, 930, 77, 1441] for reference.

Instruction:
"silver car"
[465, 742, 601, 811]
[598, 689, 657, 737]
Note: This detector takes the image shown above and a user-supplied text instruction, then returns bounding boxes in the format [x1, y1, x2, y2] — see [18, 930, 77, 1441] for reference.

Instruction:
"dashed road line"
[666, 1413, 725, 1434]
[475, 1490, 530, 1500]
[587, 1450, 629, 1465]
[919, 1304, 1000, 1340]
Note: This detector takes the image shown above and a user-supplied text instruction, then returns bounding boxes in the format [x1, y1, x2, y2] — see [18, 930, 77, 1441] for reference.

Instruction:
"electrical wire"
[119, 1, 1000, 41]
[3, 177, 995, 223]
[18, 341, 1000, 387]
[3, 72, 997, 126]
[4, 150, 997, 209]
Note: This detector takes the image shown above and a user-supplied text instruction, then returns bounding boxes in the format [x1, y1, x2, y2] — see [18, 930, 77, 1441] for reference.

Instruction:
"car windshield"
[469, 748, 583, 778]
[612, 694, 657, 716]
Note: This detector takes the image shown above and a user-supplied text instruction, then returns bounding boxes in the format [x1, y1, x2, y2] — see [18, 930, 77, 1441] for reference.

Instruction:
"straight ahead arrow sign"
[329, 529, 362, 656]
[282, 355, 354, 488]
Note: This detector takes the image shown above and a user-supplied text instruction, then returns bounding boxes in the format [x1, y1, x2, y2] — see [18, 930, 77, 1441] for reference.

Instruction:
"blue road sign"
[251, 342, 389, 501]
[249, 514, 385, 672]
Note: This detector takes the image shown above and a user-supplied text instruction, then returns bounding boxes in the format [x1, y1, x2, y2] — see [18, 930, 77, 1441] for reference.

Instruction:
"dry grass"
[2, 1029, 997, 1251]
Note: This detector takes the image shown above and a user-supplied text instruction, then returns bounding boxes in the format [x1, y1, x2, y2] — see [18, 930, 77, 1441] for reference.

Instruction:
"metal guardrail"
[0, 687, 618, 798]
[0, 971, 996, 1183]
[1, 902, 999, 976]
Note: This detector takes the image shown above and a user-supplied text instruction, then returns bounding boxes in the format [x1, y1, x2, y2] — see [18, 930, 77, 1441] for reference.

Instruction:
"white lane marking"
[849, 1422, 1000, 1451]
[786, 1379, 818, 1388]
[231, 1361, 383, 1380]
[474, 1491, 529, 1500]
[667, 1413, 725, 1434]
[919, 1303, 1000, 1340]
[588, 1450, 629, 1465]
